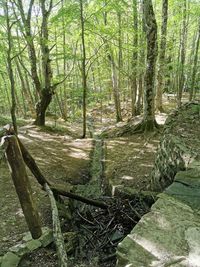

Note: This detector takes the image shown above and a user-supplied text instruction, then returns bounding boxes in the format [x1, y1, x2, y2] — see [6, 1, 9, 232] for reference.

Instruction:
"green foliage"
[0, 0, 199, 124]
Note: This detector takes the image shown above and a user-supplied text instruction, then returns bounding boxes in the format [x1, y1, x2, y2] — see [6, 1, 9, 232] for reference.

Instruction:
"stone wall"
[151, 102, 200, 191]
[116, 102, 200, 267]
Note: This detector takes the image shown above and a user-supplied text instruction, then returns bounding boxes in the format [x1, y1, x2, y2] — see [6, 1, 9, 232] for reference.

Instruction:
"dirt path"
[0, 113, 167, 266]
[0, 125, 93, 255]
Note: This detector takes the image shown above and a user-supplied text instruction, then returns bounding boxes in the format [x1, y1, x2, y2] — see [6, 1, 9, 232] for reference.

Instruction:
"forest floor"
[0, 97, 175, 266]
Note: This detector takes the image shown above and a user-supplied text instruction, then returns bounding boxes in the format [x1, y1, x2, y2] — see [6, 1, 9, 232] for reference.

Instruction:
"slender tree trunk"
[156, 0, 168, 112]
[16, 0, 54, 126]
[142, 0, 158, 130]
[131, 0, 138, 117]
[118, 12, 123, 108]
[15, 59, 35, 114]
[108, 51, 122, 122]
[4, 2, 17, 134]
[97, 57, 103, 122]
[34, 0, 54, 126]
[103, 9, 122, 122]
[1, 73, 11, 109]
[62, 0, 68, 120]
[80, 0, 87, 138]
[135, 0, 146, 115]
[177, 0, 187, 107]
[16, 0, 42, 96]
[189, 19, 200, 101]
[54, 26, 67, 120]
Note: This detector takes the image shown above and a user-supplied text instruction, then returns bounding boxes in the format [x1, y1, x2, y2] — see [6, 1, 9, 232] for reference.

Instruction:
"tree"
[15, 0, 54, 126]
[79, 0, 87, 138]
[177, 0, 188, 107]
[4, 0, 18, 133]
[130, 0, 138, 117]
[156, 0, 168, 112]
[34, 0, 54, 126]
[104, 5, 122, 123]
[189, 19, 200, 101]
[134, 0, 158, 132]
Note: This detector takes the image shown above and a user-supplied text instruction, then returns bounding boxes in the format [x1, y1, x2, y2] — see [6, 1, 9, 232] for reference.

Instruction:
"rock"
[9, 243, 29, 257]
[22, 232, 32, 242]
[117, 187, 200, 266]
[39, 227, 53, 247]
[151, 103, 200, 191]
[26, 239, 42, 251]
[22, 227, 53, 248]
[1, 252, 20, 267]
[9, 239, 41, 257]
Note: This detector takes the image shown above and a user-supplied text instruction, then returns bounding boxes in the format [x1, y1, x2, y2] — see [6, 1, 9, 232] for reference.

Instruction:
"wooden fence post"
[4, 135, 42, 239]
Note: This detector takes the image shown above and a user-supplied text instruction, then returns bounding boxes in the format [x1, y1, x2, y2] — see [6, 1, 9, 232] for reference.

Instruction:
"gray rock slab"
[9, 243, 29, 257]
[165, 170, 200, 210]
[26, 239, 42, 251]
[1, 252, 20, 267]
[39, 227, 53, 247]
[117, 192, 200, 267]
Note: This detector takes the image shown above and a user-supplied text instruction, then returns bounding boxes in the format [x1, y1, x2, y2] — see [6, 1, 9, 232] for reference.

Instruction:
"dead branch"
[44, 183, 68, 267]
[51, 185, 108, 209]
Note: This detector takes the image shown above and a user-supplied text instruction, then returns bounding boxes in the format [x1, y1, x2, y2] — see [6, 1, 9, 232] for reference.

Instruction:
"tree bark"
[15, 59, 35, 114]
[177, 0, 188, 107]
[80, 0, 87, 138]
[189, 19, 200, 101]
[156, 0, 168, 112]
[131, 0, 138, 117]
[34, 0, 54, 126]
[4, 1, 18, 134]
[3, 135, 42, 239]
[142, 0, 158, 130]
[103, 8, 122, 122]
[108, 50, 122, 122]
[16, 0, 54, 126]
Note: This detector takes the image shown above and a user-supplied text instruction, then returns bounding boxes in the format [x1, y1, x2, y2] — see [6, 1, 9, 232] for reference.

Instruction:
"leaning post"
[2, 134, 42, 239]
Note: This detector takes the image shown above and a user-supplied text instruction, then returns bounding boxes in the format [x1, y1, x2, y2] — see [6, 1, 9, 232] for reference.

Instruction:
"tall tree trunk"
[118, 12, 123, 108]
[62, 0, 68, 120]
[156, 0, 168, 112]
[1, 73, 11, 109]
[131, 0, 138, 117]
[34, 0, 54, 126]
[15, 59, 35, 114]
[80, 0, 87, 138]
[142, 0, 158, 130]
[4, 1, 17, 133]
[16, 0, 42, 96]
[177, 0, 188, 107]
[16, 0, 54, 126]
[108, 50, 122, 122]
[135, 0, 146, 115]
[103, 8, 122, 122]
[189, 19, 200, 101]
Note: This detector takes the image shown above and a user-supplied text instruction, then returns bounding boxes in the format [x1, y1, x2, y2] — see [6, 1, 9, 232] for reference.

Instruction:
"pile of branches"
[71, 196, 151, 267]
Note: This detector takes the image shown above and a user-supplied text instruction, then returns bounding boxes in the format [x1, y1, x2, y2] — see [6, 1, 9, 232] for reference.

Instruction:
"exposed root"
[100, 118, 160, 138]
[132, 119, 159, 134]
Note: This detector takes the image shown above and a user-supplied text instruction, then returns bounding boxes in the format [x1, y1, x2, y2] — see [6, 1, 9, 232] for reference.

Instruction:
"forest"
[0, 0, 200, 266]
